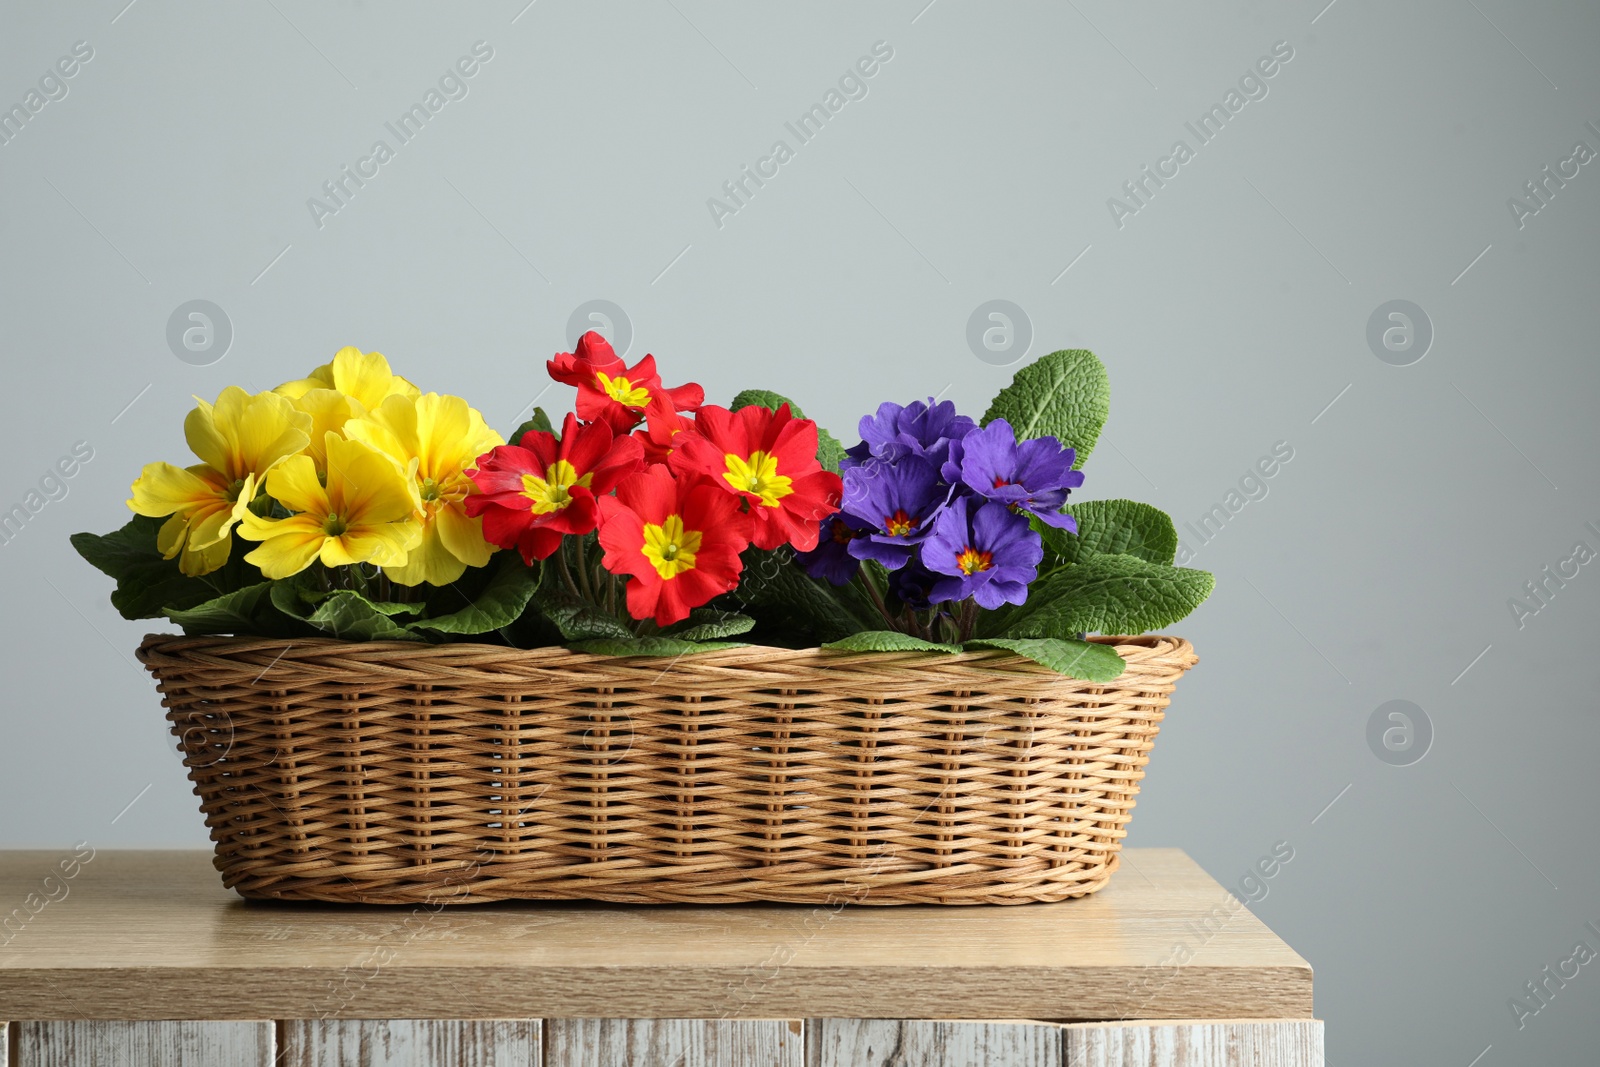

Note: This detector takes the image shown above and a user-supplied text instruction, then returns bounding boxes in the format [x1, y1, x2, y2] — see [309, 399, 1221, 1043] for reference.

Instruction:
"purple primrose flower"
[923, 495, 1044, 609]
[950, 418, 1084, 530]
[841, 454, 944, 569]
[888, 558, 941, 612]
[845, 398, 978, 470]
[794, 513, 869, 586]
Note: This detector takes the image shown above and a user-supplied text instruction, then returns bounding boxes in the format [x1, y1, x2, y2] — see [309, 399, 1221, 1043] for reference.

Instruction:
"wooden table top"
[0, 849, 1310, 1022]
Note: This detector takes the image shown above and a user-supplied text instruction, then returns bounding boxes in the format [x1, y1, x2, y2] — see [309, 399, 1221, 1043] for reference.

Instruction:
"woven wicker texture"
[137, 634, 1197, 905]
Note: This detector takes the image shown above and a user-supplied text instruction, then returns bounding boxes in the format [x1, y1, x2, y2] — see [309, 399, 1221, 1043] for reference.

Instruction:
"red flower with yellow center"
[547, 331, 703, 433]
[669, 403, 843, 553]
[634, 395, 693, 466]
[465, 413, 643, 563]
[596, 466, 751, 626]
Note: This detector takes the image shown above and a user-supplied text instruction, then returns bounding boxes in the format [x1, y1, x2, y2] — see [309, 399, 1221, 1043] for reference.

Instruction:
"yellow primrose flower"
[275, 347, 420, 411]
[343, 393, 504, 586]
[288, 387, 364, 471]
[127, 387, 311, 576]
[236, 433, 421, 580]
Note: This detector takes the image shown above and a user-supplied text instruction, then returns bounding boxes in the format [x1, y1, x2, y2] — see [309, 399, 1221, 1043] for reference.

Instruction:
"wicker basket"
[137, 634, 1197, 905]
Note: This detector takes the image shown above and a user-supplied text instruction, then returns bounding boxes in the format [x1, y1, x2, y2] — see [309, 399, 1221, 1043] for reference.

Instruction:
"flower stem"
[958, 598, 979, 643]
[856, 568, 895, 629]
[573, 534, 596, 603]
[556, 544, 583, 600]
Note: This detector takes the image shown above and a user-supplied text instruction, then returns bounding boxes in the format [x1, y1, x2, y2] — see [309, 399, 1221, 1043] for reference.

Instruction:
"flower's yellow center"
[596, 372, 652, 408]
[224, 478, 248, 502]
[521, 460, 592, 515]
[883, 508, 917, 538]
[723, 451, 792, 507]
[323, 512, 348, 537]
[957, 546, 993, 575]
[641, 514, 701, 579]
[419, 477, 442, 503]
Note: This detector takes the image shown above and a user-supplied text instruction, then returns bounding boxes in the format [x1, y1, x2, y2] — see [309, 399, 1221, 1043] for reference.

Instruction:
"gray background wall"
[2, 0, 1597, 1061]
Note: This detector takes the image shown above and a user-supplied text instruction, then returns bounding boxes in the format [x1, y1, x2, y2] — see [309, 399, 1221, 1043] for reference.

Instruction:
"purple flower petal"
[957, 419, 1085, 527]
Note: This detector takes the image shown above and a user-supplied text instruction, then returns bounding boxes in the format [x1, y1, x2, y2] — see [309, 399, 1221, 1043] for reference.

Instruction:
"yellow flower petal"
[242, 523, 326, 579]
[182, 386, 310, 483]
[341, 397, 412, 470]
[288, 389, 360, 469]
[186, 501, 236, 550]
[383, 520, 467, 587]
[272, 374, 321, 401]
[128, 462, 224, 518]
[263, 453, 329, 517]
[182, 396, 231, 474]
[334, 520, 421, 569]
[436, 502, 494, 569]
[236, 510, 317, 544]
[178, 533, 231, 577]
[325, 348, 421, 409]
[414, 394, 470, 481]
[155, 514, 188, 559]
[234, 391, 312, 476]
[324, 436, 417, 525]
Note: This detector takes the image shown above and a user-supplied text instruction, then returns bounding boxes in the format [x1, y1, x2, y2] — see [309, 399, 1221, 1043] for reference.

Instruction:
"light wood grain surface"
[13, 1021, 272, 1067]
[1064, 1019, 1326, 1065]
[0, 849, 1310, 1021]
[546, 1018, 802, 1067]
[279, 1019, 539, 1067]
[809, 1019, 1062, 1067]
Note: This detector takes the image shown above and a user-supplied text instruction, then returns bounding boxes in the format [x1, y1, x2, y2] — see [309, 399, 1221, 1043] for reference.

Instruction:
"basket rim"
[136, 631, 1196, 676]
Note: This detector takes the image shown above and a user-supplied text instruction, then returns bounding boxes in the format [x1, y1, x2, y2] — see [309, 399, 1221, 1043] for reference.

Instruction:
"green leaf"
[163, 583, 297, 638]
[981, 349, 1110, 467]
[823, 631, 962, 653]
[964, 637, 1126, 682]
[268, 575, 317, 618]
[816, 426, 848, 473]
[731, 389, 804, 418]
[302, 590, 424, 641]
[728, 547, 874, 643]
[506, 406, 554, 444]
[1042, 499, 1179, 567]
[1002, 553, 1214, 637]
[569, 637, 746, 657]
[72, 515, 258, 620]
[538, 590, 635, 641]
[413, 555, 541, 636]
[669, 610, 756, 642]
